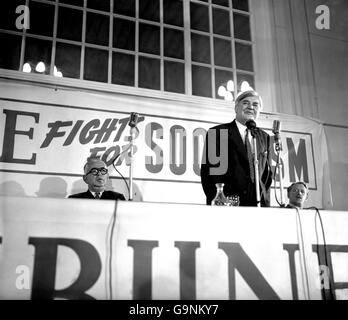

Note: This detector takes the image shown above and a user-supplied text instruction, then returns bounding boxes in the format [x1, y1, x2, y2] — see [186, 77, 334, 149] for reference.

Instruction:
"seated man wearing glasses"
[68, 157, 126, 200]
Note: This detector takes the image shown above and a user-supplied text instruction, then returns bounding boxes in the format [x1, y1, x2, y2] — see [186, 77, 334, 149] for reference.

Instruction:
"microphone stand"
[250, 130, 261, 208]
[128, 126, 136, 201]
[275, 135, 285, 207]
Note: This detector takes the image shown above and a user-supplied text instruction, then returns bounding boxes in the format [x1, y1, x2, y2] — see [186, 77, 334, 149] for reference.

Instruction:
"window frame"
[0, 0, 255, 108]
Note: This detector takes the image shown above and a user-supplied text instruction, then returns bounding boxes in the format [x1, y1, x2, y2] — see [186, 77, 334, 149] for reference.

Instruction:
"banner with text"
[0, 81, 332, 207]
[0, 197, 346, 300]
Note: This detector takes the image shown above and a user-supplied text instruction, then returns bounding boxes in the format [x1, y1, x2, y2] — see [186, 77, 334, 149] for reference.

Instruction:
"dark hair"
[287, 182, 308, 193]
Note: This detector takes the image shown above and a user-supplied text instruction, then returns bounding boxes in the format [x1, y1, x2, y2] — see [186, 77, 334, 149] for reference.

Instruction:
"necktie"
[245, 129, 255, 183]
[95, 192, 100, 199]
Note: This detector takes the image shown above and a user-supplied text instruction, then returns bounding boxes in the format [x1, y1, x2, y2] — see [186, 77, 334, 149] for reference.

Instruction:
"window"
[0, 33, 21, 70]
[190, 0, 254, 99]
[0, 0, 254, 99]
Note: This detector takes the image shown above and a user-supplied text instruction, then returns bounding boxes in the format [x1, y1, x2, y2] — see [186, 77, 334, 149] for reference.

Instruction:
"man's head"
[234, 90, 262, 125]
[287, 182, 309, 208]
[83, 157, 109, 192]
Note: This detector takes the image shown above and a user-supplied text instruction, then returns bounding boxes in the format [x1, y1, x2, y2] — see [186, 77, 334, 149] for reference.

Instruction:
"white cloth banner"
[0, 80, 332, 208]
[0, 197, 346, 300]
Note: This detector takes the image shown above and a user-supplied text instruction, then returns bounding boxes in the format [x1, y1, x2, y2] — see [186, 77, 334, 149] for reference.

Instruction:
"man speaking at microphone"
[200, 90, 273, 206]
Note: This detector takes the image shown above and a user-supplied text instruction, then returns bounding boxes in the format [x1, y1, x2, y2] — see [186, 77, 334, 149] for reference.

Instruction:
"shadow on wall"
[36, 177, 68, 198]
[111, 179, 143, 202]
[0, 181, 27, 196]
[70, 178, 86, 196]
[131, 182, 143, 202]
[331, 162, 348, 210]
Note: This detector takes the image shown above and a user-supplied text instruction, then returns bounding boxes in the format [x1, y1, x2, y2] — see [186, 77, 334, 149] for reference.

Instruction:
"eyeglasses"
[86, 167, 108, 176]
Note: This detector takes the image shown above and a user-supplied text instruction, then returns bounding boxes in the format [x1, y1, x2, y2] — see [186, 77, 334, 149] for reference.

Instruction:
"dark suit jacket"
[286, 204, 301, 209]
[68, 190, 126, 201]
[200, 119, 272, 206]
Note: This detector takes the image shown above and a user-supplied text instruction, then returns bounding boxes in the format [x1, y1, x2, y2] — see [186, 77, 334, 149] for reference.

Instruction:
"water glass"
[226, 195, 240, 206]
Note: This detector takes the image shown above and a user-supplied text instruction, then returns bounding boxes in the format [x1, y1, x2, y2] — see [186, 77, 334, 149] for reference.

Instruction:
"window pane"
[237, 73, 255, 91]
[163, 0, 183, 27]
[112, 52, 134, 86]
[0, 0, 26, 31]
[214, 38, 232, 67]
[192, 65, 212, 97]
[164, 61, 185, 93]
[28, 1, 55, 37]
[86, 12, 109, 46]
[84, 48, 108, 82]
[0, 33, 21, 70]
[55, 42, 81, 78]
[139, 23, 160, 55]
[0, 0, 254, 101]
[212, 0, 229, 7]
[215, 69, 233, 99]
[190, 2, 209, 32]
[233, 13, 251, 41]
[232, 0, 249, 12]
[114, 0, 135, 17]
[57, 6, 83, 41]
[59, 0, 83, 6]
[164, 28, 184, 59]
[235, 42, 253, 71]
[24, 37, 52, 73]
[139, 0, 159, 22]
[87, 0, 110, 12]
[139, 56, 160, 90]
[191, 33, 210, 64]
[213, 8, 230, 37]
[113, 18, 135, 51]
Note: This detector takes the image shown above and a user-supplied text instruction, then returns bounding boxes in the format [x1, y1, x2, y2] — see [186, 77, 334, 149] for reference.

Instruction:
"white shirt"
[235, 120, 247, 143]
[90, 190, 103, 199]
[235, 120, 253, 152]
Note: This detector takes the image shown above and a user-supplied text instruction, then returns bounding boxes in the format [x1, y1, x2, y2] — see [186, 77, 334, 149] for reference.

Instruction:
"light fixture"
[35, 61, 46, 73]
[218, 79, 255, 102]
[22, 61, 64, 77]
[226, 80, 234, 92]
[54, 66, 63, 77]
[218, 79, 235, 101]
[217, 85, 227, 97]
[22, 63, 31, 73]
[224, 91, 233, 101]
[240, 80, 253, 92]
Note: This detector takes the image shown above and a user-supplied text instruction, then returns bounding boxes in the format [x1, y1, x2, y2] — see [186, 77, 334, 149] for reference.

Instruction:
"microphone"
[245, 120, 257, 137]
[272, 120, 281, 144]
[128, 112, 139, 128]
[127, 113, 139, 202]
[272, 120, 281, 135]
[245, 119, 257, 130]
